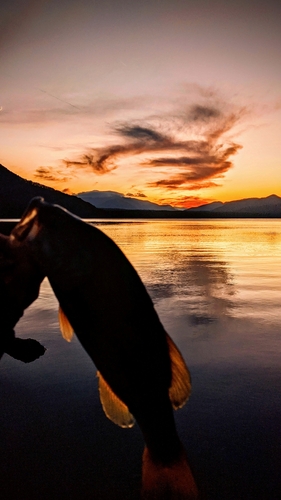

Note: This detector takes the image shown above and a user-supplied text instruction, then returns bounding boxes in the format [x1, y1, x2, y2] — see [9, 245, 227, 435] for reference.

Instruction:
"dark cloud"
[63, 124, 172, 173]
[147, 141, 242, 189]
[34, 166, 70, 183]
[115, 124, 167, 143]
[135, 191, 147, 198]
[148, 177, 223, 190]
[61, 93, 246, 192]
[188, 105, 221, 122]
[126, 191, 147, 198]
[148, 156, 213, 167]
[63, 152, 119, 174]
[62, 187, 72, 194]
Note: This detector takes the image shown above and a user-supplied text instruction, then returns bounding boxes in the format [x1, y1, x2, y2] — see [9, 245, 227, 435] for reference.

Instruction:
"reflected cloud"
[146, 251, 236, 324]
[188, 314, 216, 325]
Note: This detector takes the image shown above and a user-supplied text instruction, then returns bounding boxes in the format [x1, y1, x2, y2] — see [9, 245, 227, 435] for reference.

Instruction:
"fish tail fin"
[141, 446, 199, 500]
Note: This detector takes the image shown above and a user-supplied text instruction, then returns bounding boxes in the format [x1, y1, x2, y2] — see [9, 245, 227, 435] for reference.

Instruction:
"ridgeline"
[1, 165, 281, 227]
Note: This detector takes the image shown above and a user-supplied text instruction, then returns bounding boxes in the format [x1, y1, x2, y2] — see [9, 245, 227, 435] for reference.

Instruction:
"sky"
[1, 0, 281, 208]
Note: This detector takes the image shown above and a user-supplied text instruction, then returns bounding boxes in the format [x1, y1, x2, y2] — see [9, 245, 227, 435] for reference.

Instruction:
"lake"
[1, 219, 281, 499]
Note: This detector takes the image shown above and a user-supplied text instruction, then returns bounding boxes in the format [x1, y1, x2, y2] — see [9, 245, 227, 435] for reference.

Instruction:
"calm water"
[1, 219, 281, 499]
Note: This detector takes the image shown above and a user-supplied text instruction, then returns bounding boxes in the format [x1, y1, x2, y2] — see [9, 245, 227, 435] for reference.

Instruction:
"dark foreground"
[1, 218, 281, 500]
[1, 333, 281, 500]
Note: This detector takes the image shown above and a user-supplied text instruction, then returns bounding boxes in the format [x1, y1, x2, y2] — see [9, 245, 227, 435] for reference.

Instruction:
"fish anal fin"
[58, 306, 74, 342]
[97, 371, 135, 428]
[166, 334, 192, 410]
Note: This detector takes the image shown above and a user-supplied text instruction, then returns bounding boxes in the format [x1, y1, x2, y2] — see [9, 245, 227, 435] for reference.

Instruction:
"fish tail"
[141, 446, 199, 500]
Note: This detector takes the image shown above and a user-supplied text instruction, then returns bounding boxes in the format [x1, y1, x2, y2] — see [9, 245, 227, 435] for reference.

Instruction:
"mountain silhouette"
[1, 164, 280, 219]
[78, 190, 177, 211]
[0, 164, 102, 218]
[187, 195, 281, 216]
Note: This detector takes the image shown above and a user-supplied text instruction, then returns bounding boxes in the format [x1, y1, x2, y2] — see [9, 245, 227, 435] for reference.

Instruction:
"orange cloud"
[157, 194, 217, 209]
[61, 99, 245, 192]
[34, 166, 70, 183]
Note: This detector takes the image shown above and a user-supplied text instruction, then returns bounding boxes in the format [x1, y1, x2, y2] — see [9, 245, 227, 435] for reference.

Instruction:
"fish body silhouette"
[9, 198, 198, 499]
[0, 233, 46, 362]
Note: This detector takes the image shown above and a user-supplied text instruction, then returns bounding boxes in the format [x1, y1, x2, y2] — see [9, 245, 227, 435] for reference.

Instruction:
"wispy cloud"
[34, 166, 70, 183]
[63, 150, 122, 175]
[30, 87, 248, 202]
[160, 195, 217, 209]
[0, 94, 147, 124]
[63, 97, 246, 191]
[126, 191, 147, 198]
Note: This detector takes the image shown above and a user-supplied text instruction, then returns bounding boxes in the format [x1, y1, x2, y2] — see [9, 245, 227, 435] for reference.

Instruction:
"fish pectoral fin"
[166, 333, 192, 410]
[58, 306, 74, 342]
[97, 371, 135, 428]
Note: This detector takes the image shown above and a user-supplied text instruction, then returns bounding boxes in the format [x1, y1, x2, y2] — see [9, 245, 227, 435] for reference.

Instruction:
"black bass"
[9, 198, 198, 499]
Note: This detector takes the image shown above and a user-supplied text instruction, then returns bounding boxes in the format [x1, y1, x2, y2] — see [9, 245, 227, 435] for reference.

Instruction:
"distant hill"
[78, 190, 281, 216]
[188, 201, 224, 212]
[185, 195, 281, 216]
[0, 164, 280, 219]
[0, 164, 103, 218]
[78, 190, 177, 211]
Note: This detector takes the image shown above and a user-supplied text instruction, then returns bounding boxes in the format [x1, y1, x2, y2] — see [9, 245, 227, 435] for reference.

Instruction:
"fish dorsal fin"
[58, 306, 74, 342]
[97, 371, 135, 428]
[166, 334, 192, 410]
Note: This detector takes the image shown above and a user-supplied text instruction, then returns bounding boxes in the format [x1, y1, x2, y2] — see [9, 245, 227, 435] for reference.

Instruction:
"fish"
[0, 232, 46, 363]
[9, 197, 199, 499]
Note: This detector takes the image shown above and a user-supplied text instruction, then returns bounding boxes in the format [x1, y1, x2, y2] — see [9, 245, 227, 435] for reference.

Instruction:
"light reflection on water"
[94, 220, 281, 369]
[1, 219, 281, 499]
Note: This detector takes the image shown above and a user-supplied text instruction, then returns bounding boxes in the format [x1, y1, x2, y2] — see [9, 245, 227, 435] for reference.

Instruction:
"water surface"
[1, 219, 281, 499]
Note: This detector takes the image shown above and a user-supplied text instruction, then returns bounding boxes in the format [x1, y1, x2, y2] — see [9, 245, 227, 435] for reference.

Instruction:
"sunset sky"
[1, 0, 280, 208]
